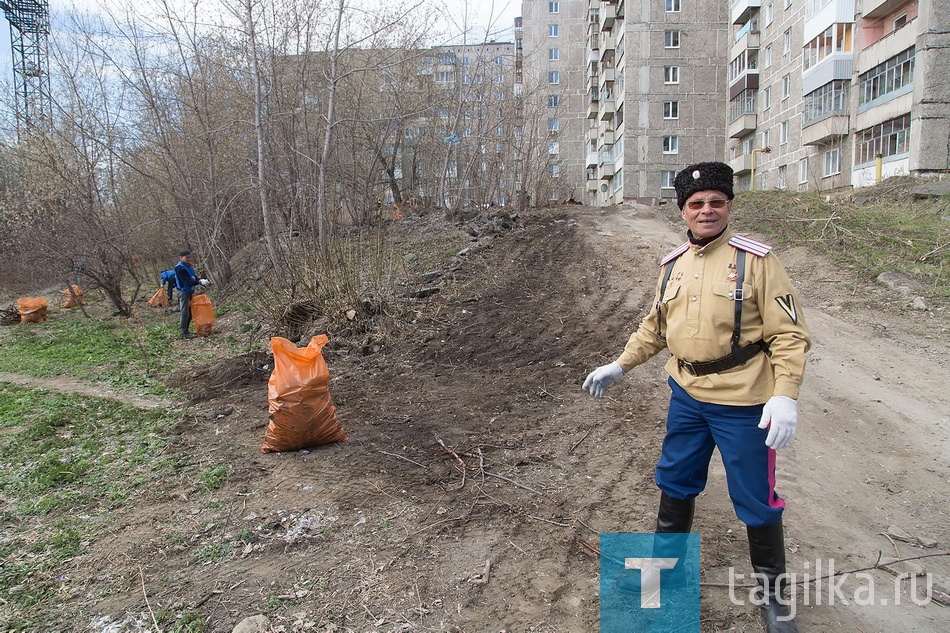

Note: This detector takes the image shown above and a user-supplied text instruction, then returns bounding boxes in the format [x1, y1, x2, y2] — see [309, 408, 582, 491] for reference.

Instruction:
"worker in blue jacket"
[174, 250, 209, 339]
[160, 269, 177, 302]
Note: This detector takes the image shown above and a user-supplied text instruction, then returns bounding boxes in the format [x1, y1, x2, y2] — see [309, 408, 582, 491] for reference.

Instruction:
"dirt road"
[68, 205, 947, 632]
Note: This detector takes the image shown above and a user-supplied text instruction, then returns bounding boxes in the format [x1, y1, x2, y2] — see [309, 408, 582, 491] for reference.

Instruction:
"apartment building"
[853, 0, 949, 186]
[427, 41, 521, 207]
[729, 0, 949, 193]
[521, 0, 590, 202]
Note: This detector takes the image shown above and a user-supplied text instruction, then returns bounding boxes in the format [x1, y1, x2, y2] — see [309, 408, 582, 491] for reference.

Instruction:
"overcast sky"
[0, 0, 522, 87]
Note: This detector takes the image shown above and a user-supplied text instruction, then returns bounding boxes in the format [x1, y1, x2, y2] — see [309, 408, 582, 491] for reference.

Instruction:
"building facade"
[727, 0, 949, 193]
[518, 0, 949, 205]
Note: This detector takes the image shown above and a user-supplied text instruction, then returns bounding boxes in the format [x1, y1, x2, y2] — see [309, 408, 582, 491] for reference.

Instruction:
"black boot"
[747, 521, 798, 632]
[614, 492, 696, 596]
[656, 491, 695, 533]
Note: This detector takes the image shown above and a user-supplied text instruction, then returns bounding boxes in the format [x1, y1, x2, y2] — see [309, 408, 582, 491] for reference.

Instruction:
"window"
[548, 118, 560, 132]
[664, 66, 680, 84]
[495, 74, 504, 84]
[549, 1, 559, 13]
[782, 74, 791, 100]
[661, 170, 676, 189]
[729, 90, 756, 122]
[803, 81, 849, 125]
[549, 48, 559, 61]
[435, 71, 454, 82]
[663, 101, 680, 119]
[548, 24, 559, 37]
[799, 158, 808, 183]
[763, 86, 772, 110]
[803, 24, 853, 70]
[778, 164, 787, 189]
[548, 95, 559, 107]
[764, 45, 773, 68]
[614, 168, 623, 191]
[462, 56, 470, 65]
[548, 71, 560, 84]
[823, 147, 841, 176]
[663, 135, 679, 154]
[548, 164, 560, 178]
[893, 14, 907, 31]
[666, 0, 681, 12]
[858, 47, 915, 105]
[548, 141, 560, 155]
[438, 53, 455, 64]
[764, 3, 774, 25]
[665, 30, 680, 49]
[780, 120, 789, 145]
[762, 129, 771, 149]
[783, 29, 792, 54]
[856, 113, 911, 164]
[497, 126, 505, 136]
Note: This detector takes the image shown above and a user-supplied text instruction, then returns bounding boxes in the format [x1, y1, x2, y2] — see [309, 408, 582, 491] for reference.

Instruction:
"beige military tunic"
[616, 230, 811, 406]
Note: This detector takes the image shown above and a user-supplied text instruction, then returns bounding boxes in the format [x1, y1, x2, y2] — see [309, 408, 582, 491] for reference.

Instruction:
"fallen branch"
[483, 470, 543, 496]
[378, 449, 428, 469]
[437, 437, 467, 490]
[568, 425, 594, 454]
[139, 567, 161, 633]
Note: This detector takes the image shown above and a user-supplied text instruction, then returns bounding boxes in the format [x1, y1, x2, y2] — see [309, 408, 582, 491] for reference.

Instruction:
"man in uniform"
[583, 162, 810, 632]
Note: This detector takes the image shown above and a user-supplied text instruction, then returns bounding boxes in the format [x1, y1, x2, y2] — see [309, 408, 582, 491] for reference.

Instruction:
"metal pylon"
[0, 0, 51, 136]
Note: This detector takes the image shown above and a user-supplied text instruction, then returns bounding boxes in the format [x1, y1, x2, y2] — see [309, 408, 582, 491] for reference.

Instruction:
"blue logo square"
[600, 532, 700, 633]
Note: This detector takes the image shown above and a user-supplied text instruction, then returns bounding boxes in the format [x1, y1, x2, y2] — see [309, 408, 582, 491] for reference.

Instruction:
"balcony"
[587, 178, 599, 191]
[601, 4, 616, 30]
[587, 99, 599, 119]
[587, 151, 598, 166]
[729, 70, 759, 100]
[728, 113, 757, 139]
[731, 28, 760, 59]
[602, 129, 615, 145]
[730, 152, 755, 175]
[601, 67, 616, 84]
[600, 162, 615, 178]
[802, 114, 849, 146]
[600, 99, 615, 121]
[731, 0, 760, 25]
[862, 0, 908, 19]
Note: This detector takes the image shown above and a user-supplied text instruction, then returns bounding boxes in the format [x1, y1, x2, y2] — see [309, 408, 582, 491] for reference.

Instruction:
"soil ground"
[19, 204, 950, 631]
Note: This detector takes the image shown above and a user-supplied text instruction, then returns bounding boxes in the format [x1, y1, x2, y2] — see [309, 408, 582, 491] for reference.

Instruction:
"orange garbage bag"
[17, 297, 48, 323]
[62, 285, 84, 308]
[189, 293, 214, 337]
[147, 287, 168, 307]
[261, 335, 348, 453]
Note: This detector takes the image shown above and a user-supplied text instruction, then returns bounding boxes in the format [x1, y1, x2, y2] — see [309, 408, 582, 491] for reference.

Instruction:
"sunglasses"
[685, 198, 729, 210]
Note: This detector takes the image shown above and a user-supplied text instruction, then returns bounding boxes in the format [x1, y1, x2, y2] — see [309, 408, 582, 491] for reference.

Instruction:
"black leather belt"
[677, 341, 767, 377]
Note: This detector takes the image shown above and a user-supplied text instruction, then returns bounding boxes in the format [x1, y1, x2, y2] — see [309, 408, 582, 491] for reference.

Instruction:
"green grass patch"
[0, 382, 178, 621]
[731, 181, 950, 302]
[0, 311, 182, 396]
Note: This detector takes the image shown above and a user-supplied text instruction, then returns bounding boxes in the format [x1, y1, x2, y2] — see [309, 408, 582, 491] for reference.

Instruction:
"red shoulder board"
[660, 242, 690, 266]
[729, 234, 772, 257]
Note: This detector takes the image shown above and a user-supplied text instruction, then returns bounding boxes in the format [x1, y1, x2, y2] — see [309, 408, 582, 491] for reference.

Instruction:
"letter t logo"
[624, 558, 679, 608]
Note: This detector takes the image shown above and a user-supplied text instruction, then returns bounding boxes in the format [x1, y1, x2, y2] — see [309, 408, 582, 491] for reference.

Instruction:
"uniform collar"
[688, 227, 732, 251]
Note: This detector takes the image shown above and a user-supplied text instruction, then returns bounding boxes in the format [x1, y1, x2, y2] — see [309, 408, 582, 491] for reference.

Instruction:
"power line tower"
[0, 0, 51, 136]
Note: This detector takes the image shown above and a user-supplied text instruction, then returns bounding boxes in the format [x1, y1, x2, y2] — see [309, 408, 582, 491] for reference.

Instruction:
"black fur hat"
[674, 162, 735, 209]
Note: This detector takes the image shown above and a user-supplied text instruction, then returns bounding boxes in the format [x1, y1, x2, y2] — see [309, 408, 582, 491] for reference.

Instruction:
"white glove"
[758, 396, 798, 450]
[199, 278, 210, 286]
[582, 361, 625, 398]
